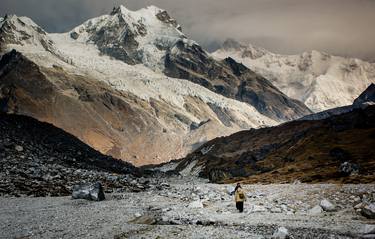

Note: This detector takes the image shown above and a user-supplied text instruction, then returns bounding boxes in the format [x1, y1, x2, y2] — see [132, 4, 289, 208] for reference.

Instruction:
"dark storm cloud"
[1, 0, 375, 60]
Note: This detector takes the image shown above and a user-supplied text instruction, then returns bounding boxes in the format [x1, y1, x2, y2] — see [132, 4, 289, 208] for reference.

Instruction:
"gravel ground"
[1, 179, 374, 239]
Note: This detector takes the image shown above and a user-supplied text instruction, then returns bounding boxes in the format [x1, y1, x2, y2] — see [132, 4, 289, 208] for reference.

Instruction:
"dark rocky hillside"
[174, 105, 375, 184]
[0, 113, 145, 197]
[164, 42, 312, 121]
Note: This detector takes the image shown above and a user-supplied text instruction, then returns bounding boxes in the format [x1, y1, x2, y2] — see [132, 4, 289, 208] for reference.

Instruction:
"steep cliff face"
[164, 42, 312, 121]
[214, 39, 375, 112]
[0, 8, 282, 165]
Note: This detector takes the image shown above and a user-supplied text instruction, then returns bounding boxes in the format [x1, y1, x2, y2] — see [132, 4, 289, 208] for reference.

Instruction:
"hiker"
[234, 183, 246, 212]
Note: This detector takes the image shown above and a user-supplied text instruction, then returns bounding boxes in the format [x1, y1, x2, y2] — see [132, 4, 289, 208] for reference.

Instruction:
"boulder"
[272, 227, 289, 239]
[339, 162, 359, 176]
[320, 199, 336, 212]
[362, 203, 375, 219]
[361, 224, 375, 235]
[72, 182, 105, 201]
[361, 235, 375, 239]
[308, 205, 323, 215]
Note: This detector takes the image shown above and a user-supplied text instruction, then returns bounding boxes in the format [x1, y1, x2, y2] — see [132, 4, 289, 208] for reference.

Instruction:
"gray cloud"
[1, 0, 375, 61]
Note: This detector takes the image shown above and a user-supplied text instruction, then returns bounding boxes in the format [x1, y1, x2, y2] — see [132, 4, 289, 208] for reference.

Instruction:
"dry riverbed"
[1, 178, 374, 239]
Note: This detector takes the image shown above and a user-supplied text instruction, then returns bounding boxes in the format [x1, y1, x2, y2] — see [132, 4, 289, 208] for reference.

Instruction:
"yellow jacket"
[234, 188, 246, 202]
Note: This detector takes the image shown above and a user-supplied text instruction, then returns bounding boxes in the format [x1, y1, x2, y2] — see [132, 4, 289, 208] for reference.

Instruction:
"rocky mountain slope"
[65, 6, 311, 121]
[0, 112, 145, 197]
[213, 39, 375, 112]
[168, 103, 375, 184]
[0, 8, 290, 166]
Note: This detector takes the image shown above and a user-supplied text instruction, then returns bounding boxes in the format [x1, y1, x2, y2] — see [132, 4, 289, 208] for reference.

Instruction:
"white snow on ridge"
[47, 32, 276, 128]
[69, 5, 187, 72]
[1, 13, 276, 129]
[213, 42, 375, 112]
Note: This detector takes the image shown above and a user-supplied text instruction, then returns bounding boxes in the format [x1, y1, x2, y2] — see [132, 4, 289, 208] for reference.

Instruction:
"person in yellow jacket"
[234, 183, 246, 212]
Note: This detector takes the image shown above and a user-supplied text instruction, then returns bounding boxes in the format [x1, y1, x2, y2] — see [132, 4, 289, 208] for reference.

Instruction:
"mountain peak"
[353, 83, 375, 106]
[68, 4, 184, 67]
[110, 5, 130, 15]
[222, 38, 244, 50]
[110, 4, 167, 17]
[145, 5, 165, 13]
[0, 14, 49, 49]
[219, 39, 269, 59]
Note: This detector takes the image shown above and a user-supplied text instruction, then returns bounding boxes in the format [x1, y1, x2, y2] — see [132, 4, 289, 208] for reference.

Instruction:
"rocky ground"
[0, 113, 147, 197]
[1, 177, 374, 239]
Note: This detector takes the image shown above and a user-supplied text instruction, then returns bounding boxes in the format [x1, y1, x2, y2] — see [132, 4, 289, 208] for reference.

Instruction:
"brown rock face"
[175, 105, 375, 183]
[164, 41, 312, 121]
[0, 50, 173, 165]
[0, 50, 255, 165]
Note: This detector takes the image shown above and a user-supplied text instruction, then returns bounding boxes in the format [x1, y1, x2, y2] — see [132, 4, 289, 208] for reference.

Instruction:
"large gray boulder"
[361, 224, 375, 235]
[72, 182, 105, 201]
[362, 203, 375, 219]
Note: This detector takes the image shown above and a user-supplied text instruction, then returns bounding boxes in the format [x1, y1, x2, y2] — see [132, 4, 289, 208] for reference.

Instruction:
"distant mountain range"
[213, 39, 375, 112]
[0, 6, 312, 165]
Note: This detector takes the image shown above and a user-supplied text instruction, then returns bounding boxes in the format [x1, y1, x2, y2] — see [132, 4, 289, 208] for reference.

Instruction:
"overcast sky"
[1, 0, 374, 61]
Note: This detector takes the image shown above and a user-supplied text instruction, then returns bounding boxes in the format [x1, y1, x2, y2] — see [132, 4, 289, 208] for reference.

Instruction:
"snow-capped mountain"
[213, 39, 375, 112]
[0, 7, 290, 166]
[68, 6, 185, 70]
[64, 6, 311, 121]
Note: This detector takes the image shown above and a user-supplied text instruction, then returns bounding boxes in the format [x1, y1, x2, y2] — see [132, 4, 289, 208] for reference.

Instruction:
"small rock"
[188, 200, 204, 209]
[320, 199, 336, 212]
[308, 205, 323, 215]
[281, 205, 288, 211]
[129, 215, 156, 225]
[271, 207, 283, 213]
[272, 226, 289, 239]
[251, 205, 267, 213]
[15, 145, 24, 152]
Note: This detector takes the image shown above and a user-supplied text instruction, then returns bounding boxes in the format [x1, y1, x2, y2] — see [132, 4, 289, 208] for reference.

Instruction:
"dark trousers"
[236, 202, 244, 212]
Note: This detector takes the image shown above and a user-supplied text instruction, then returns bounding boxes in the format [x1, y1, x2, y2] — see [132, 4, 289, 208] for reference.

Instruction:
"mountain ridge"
[159, 86, 375, 183]
[213, 39, 375, 112]
[2, 7, 304, 165]
[62, 5, 311, 121]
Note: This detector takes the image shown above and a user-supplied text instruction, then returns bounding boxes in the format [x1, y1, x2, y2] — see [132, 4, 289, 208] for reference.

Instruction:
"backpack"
[238, 191, 245, 199]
